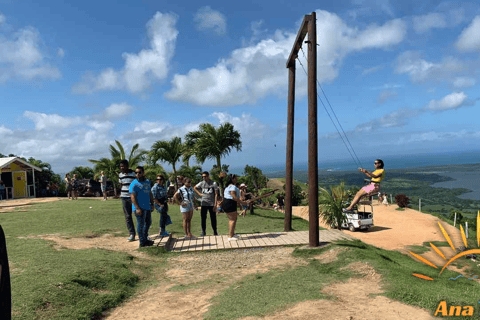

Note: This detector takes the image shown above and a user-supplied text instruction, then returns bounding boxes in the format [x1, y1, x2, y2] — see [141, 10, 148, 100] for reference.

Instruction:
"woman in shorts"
[65, 174, 72, 200]
[344, 159, 385, 212]
[175, 177, 195, 239]
[223, 174, 250, 241]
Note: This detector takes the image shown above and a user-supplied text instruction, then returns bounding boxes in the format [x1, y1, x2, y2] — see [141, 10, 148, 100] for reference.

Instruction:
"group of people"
[64, 173, 79, 200]
[118, 160, 253, 247]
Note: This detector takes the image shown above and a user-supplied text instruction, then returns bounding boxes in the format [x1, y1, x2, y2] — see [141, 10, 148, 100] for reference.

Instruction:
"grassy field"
[2, 198, 309, 319]
[3, 197, 480, 319]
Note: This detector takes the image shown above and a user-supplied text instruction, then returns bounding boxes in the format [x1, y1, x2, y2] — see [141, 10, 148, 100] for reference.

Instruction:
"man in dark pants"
[119, 160, 136, 241]
[0, 225, 11, 319]
[194, 171, 219, 236]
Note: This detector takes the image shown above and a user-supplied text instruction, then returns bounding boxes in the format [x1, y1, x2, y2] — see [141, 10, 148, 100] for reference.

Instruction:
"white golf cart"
[340, 200, 374, 232]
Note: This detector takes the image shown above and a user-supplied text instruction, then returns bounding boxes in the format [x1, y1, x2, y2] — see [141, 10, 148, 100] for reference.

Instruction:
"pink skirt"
[362, 183, 380, 195]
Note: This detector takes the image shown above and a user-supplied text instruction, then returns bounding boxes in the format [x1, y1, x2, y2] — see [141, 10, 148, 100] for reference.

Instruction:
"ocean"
[245, 150, 480, 201]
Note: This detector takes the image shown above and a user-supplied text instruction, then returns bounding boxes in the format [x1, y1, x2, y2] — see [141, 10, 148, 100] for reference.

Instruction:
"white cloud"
[0, 13, 5, 25]
[103, 103, 133, 119]
[23, 111, 83, 131]
[377, 90, 397, 104]
[0, 125, 13, 135]
[413, 13, 446, 33]
[72, 12, 178, 94]
[348, 0, 395, 19]
[354, 108, 419, 132]
[88, 120, 114, 132]
[194, 6, 227, 35]
[456, 15, 480, 52]
[57, 48, 65, 58]
[211, 112, 269, 142]
[395, 51, 468, 84]
[166, 10, 406, 106]
[453, 77, 476, 88]
[424, 92, 471, 111]
[0, 25, 61, 83]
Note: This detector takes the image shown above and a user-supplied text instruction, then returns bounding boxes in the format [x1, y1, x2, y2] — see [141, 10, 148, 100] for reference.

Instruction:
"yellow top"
[371, 169, 385, 183]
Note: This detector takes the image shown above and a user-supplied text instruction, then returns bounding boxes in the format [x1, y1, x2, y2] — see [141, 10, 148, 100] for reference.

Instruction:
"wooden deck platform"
[153, 230, 354, 252]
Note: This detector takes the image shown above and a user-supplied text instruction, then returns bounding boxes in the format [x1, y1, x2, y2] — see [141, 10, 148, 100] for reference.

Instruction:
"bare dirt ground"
[9, 195, 455, 319]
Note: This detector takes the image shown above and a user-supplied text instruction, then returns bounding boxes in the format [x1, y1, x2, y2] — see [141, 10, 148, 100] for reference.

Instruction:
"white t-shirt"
[224, 184, 239, 200]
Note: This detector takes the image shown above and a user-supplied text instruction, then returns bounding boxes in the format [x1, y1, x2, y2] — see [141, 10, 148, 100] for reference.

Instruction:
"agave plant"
[318, 182, 350, 230]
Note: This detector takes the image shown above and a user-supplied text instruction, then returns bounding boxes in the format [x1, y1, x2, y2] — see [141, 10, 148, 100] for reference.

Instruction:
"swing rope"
[296, 46, 363, 169]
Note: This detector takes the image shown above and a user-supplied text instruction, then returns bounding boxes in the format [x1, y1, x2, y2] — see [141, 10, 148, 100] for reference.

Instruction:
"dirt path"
[12, 195, 445, 319]
[292, 203, 464, 257]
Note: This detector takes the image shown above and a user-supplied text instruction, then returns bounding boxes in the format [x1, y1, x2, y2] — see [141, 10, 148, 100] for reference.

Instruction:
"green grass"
[6, 197, 479, 319]
[2, 198, 311, 319]
[206, 240, 480, 319]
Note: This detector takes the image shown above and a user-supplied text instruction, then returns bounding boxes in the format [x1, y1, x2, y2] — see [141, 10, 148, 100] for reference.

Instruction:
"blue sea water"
[245, 150, 480, 201]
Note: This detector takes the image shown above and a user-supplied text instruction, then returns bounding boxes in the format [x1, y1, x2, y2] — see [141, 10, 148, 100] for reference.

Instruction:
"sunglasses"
[202, 176, 208, 178]
[135, 171, 143, 175]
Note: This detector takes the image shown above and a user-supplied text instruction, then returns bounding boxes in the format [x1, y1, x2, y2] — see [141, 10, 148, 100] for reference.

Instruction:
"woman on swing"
[344, 159, 385, 212]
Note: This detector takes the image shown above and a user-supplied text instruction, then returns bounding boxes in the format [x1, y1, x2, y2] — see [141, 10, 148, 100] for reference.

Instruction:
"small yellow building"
[0, 157, 43, 199]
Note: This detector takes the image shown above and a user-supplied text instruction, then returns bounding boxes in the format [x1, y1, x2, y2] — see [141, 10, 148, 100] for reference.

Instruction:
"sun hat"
[240, 183, 247, 188]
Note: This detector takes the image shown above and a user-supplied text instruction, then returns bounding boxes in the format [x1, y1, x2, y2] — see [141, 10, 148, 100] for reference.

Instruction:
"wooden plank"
[229, 237, 240, 248]
[222, 235, 232, 249]
[236, 236, 246, 248]
[253, 234, 270, 247]
[195, 236, 203, 251]
[244, 233, 260, 247]
[241, 235, 254, 248]
[216, 235, 225, 249]
[211, 235, 219, 249]
[262, 233, 278, 246]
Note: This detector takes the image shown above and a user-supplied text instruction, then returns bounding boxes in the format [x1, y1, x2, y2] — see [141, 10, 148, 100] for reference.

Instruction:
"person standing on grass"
[152, 174, 172, 237]
[129, 166, 154, 248]
[65, 173, 72, 200]
[99, 171, 107, 201]
[175, 177, 195, 239]
[119, 160, 136, 242]
[223, 174, 250, 241]
[194, 171, 219, 236]
[71, 174, 79, 200]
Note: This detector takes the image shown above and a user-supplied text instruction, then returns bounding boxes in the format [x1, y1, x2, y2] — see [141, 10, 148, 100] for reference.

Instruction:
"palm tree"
[109, 140, 146, 168]
[88, 141, 146, 196]
[318, 182, 350, 230]
[88, 157, 120, 196]
[149, 137, 184, 180]
[177, 164, 202, 184]
[185, 123, 241, 189]
[182, 144, 195, 167]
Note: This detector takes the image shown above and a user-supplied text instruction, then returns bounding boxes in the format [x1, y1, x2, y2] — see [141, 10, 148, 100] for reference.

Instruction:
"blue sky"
[1, 0, 480, 174]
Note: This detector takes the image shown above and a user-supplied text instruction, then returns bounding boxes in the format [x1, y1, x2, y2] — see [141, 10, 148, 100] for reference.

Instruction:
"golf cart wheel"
[348, 224, 356, 232]
[95, 191, 101, 197]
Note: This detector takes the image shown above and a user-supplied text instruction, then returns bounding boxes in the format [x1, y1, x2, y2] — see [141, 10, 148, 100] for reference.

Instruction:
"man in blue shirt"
[129, 166, 154, 248]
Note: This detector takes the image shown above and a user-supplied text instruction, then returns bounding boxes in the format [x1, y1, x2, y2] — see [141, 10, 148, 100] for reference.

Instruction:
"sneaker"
[127, 235, 135, 242]
[159, 231, 170, 237]
[200, 231, 206, 237]
[233, 234, 240, 238]
[213, 231, 218, 236]
[228, 237, 238, 241]
[139, 239, 155, 248]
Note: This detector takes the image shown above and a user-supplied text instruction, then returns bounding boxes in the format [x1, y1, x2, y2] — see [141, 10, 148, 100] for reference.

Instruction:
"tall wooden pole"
[307, 12, 319, 247]
[285, 64, 295, 231]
